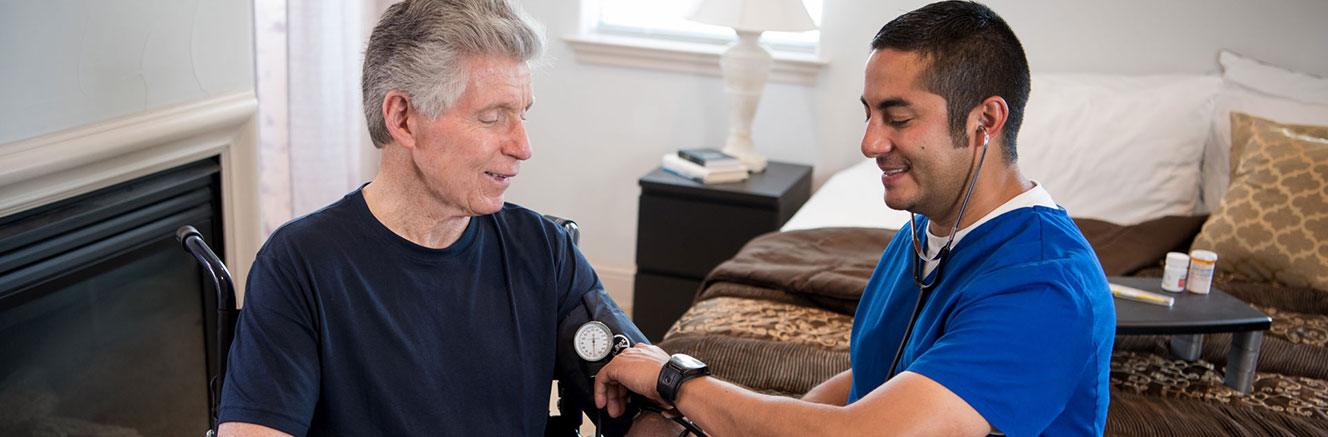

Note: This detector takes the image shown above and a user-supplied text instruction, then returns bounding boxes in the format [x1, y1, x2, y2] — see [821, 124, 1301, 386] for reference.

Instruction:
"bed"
[654, 51, 1328, 435]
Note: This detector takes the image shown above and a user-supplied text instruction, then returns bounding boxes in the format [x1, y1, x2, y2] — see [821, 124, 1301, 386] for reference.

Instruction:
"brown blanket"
[1075, 215, 1210, 276]
[697, 215, 1209, 315]
[698, 227, 892, 315]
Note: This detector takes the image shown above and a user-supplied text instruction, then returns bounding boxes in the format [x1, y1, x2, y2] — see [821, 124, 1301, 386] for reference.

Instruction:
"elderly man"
[217, 1, 650, 435]
[593, 2, 1115, 436]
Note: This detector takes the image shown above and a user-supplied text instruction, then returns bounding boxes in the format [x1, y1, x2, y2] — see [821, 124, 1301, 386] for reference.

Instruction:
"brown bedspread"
[696, 215, 1211, 315]
[660, 221, 1328, 435]
[697, 227, 893, 315]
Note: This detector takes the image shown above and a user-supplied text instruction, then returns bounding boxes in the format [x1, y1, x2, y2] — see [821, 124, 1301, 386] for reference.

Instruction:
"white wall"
[0, 0, 262, 297]
[0, 0, 255, 144]
[505, 0, 1328, 305]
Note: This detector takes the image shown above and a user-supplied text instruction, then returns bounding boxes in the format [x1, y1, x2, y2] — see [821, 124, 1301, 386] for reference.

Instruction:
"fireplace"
[0, 159, 223, 436]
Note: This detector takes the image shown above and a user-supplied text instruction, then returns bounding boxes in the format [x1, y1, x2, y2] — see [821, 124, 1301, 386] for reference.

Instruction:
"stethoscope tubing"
[887, 127, 991, 379]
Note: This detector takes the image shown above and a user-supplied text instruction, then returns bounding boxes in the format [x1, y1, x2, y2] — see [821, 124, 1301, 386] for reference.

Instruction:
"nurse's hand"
[594, 343, 671, 417]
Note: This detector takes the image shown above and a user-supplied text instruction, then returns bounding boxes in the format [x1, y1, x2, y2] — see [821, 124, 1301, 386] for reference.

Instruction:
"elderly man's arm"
[218, 422, 292, 437]
[625, 411, 686, 437]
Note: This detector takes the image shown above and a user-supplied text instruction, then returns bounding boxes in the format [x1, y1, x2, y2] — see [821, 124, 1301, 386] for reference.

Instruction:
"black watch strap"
[657, 354, 709, 405]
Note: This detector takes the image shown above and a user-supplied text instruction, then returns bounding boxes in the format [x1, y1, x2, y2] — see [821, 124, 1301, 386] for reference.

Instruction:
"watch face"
[672, 354, 704, 369]
[574, 321, 614, 362]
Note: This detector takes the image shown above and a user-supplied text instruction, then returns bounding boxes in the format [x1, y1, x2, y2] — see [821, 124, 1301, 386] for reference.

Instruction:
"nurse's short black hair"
[871, 1, 1030, 163]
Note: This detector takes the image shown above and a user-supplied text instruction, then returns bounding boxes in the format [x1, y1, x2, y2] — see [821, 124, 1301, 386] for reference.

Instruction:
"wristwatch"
[657, 353, 709, 405]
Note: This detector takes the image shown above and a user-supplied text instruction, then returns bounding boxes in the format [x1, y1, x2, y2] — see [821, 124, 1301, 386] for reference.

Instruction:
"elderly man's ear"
[382, 90, 418, 149]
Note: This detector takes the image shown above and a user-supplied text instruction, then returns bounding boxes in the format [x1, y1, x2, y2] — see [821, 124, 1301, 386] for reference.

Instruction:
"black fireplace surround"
[0, 159, 223, 436]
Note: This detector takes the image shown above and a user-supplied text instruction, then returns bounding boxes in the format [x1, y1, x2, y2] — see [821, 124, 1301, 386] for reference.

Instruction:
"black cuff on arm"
[552, 288, 650, 436]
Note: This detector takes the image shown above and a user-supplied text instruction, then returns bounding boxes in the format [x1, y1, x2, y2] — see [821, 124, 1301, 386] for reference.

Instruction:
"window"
[566, 0, 829, 85]
[594, 0, 824, 54]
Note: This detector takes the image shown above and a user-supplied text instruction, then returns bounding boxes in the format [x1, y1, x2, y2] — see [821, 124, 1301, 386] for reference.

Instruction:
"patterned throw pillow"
[1228, 111, 1328, 181]
[1193, 112, 1328, 290]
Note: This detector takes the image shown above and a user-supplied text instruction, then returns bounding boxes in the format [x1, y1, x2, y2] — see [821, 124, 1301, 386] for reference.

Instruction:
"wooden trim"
[563, 34, 828, 86]
[0, 91, 262, 300]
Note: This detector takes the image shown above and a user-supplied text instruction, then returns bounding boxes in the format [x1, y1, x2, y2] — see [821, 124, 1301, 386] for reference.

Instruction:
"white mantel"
[0, 93, 263, 297]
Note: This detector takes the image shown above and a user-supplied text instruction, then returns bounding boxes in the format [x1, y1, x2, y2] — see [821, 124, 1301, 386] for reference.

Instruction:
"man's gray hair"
[362, 0, 544, 147]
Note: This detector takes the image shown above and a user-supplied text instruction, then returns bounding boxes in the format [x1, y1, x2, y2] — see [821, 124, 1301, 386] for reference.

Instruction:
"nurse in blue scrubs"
[592, 2, 1115, 436]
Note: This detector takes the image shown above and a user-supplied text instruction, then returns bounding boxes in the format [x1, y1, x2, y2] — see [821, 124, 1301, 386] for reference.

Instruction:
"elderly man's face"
[860, 49, 974, 220]
[411, 55, 533, 217]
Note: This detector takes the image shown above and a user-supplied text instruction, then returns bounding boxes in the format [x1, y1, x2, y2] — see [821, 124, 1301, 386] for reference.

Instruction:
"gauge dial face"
[574, 321, 614, 362]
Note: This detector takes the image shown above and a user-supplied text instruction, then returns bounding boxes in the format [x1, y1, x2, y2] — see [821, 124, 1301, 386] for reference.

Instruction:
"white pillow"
[1017, 74, 1220, 224]
[780, 158, 913, 231]
[1200, 85, 1328, 211]
[1219, 50, 1328, 105]
[1199, 52, 1328, 211]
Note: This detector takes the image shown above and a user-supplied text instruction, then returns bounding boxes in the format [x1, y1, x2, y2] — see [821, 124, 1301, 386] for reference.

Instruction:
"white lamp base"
[719, 30, 772, 174]
[722, 143, 767, 173]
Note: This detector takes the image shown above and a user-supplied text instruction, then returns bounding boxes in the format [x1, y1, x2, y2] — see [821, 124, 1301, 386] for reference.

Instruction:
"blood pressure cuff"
[553, 287, 649, 436]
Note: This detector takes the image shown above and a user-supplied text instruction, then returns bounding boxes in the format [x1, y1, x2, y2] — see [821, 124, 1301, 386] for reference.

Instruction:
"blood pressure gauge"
[574, 321, 614, 362]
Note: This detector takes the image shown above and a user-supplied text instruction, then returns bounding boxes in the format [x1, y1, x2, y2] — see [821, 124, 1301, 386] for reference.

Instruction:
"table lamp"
[688, 0, 816, 173]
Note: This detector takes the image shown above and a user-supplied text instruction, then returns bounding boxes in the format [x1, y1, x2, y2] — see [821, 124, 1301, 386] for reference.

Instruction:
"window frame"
[564, 0, 829, 85]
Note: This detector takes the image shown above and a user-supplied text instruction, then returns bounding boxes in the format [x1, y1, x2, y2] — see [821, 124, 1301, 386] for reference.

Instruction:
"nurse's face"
[860, 49, 975, 220]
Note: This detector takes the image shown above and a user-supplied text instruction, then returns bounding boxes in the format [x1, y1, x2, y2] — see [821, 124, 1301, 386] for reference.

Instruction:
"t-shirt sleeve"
[217, 246, 320, 436]
[546, 220, 645, 436]
[551, 223, 601, 320]
[907, 265, 1099, 437]
[548, 221, 644, 342]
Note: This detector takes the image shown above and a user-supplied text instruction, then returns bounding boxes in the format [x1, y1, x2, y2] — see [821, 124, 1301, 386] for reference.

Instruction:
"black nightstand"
[633, 161, 812, 341]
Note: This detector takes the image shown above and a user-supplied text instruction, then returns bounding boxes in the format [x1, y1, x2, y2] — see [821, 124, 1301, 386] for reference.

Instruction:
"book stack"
[661, 148, 750, 184]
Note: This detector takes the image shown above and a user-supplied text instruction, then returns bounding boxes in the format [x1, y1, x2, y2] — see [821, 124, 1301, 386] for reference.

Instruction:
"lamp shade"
[687, 0, 817, 33]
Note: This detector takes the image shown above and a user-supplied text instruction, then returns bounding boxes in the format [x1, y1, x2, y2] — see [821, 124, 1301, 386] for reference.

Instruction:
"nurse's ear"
[966, 96, 1008, 153]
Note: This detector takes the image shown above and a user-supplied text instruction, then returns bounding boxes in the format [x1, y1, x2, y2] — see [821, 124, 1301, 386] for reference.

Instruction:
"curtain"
[255, 0, 388, 236]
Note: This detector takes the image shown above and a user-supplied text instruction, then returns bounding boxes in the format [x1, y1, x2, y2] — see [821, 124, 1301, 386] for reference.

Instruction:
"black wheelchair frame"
[177, 215, 584, 437]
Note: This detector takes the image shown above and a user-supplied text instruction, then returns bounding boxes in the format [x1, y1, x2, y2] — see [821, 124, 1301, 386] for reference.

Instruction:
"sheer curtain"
[254, 0, 389, 236]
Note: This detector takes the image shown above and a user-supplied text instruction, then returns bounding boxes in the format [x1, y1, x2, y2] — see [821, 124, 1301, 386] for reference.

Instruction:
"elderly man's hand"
[626, 410, 686, 437]
[594, 343, 671, 417]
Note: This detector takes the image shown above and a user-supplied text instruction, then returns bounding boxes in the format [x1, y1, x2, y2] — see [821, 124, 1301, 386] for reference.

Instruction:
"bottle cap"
[1166, 252, 1190, 265]
[1189, 249, 1218, 262]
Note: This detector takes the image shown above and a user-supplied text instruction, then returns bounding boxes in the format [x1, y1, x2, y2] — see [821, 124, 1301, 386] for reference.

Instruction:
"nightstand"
[633, 161, 813, 340]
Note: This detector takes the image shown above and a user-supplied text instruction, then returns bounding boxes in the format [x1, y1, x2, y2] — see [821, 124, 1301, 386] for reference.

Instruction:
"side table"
[633, 161, 812, 341]
[1111, 276, 1273, 393]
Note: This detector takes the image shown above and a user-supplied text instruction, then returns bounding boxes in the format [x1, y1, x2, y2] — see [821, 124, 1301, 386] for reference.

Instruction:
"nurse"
[592, 2, 1116, 436]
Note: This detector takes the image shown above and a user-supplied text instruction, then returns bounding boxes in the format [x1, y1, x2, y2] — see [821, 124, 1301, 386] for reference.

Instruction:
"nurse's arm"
[678, 370, 988, 435]
[680, 370, 988, 435]
[594, 346, 989, 436]
[800, 369, 853, 406]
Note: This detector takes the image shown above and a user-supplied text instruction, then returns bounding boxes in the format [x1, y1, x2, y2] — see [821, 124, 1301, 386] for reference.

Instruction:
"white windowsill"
[563, 34, 829, 86]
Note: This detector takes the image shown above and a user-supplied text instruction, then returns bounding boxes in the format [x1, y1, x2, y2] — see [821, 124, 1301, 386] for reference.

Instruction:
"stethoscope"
[885, 125, 991, 379]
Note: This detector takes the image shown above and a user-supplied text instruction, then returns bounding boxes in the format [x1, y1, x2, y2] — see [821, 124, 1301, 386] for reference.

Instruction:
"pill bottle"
[1161, 252, 1189, 292]
[1186, 250, 1218, 294]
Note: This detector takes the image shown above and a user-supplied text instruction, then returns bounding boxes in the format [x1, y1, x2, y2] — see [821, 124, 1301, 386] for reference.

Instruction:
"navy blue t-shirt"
[218, 189, 600, 435]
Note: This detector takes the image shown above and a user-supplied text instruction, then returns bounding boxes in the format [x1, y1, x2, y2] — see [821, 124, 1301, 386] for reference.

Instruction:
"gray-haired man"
[217, 1, 650, 435]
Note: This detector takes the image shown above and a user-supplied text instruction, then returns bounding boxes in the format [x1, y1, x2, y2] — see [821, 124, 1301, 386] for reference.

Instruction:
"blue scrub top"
[849, 206, 1115, 437]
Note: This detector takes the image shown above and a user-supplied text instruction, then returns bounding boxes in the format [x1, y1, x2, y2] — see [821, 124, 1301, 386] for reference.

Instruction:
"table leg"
[1224, 331, 1264, 394]
[1170, 334, 1203, 361]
